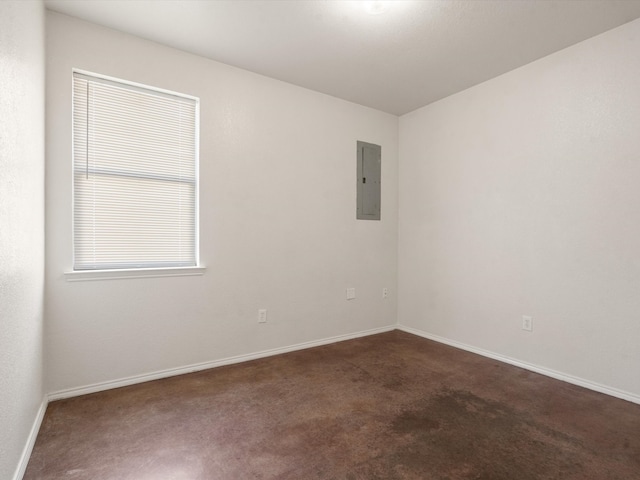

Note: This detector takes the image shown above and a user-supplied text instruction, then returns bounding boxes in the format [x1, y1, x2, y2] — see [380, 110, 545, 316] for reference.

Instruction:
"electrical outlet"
[346, 288, 356, 300]
[522, 315, 533, 332]
[258, 309, 267, 323]
[382, 287, 389, 299]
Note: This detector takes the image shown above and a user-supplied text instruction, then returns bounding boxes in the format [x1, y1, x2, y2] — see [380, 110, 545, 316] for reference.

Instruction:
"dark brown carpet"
[24, 331, 640, 479]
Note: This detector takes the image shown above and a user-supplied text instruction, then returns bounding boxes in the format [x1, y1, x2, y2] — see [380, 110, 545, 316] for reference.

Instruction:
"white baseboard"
[397, 324, 640, 405]
[17, 323, 639, 480]
[13, 396, 47, 480]
[48, 325, 396, 401]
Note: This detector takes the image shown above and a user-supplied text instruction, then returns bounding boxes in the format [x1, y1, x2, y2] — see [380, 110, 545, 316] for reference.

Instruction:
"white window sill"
[64, 266, 206, 282]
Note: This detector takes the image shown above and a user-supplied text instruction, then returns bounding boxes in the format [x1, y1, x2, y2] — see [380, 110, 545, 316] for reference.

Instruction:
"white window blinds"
[72, 72, 198, 270]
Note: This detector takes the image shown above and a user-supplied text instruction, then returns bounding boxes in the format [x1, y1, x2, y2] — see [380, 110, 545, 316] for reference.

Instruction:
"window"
[72, 71, 199, 271]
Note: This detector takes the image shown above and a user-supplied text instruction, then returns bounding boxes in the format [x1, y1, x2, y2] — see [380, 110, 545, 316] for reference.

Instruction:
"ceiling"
[44, 0, 640, 116]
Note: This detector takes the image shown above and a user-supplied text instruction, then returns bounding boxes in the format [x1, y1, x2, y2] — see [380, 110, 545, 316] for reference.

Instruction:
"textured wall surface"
[45, 12, 398, 393]
[399, 18, 640, 398]
[0, 1, 45, 478]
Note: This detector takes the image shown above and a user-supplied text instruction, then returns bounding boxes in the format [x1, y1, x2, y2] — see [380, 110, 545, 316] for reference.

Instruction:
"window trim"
[64, 266, 206, 282]
[70, 69, 202, 274]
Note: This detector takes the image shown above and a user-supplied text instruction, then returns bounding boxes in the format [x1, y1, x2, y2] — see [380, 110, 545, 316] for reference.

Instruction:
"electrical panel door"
[357, 141, 381, 220]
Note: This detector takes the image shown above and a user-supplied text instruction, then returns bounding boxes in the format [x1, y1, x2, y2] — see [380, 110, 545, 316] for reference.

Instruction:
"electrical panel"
[357, 141, 381, 220]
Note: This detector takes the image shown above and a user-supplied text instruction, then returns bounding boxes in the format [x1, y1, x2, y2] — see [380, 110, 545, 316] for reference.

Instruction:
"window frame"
[66, 69, 204, 280]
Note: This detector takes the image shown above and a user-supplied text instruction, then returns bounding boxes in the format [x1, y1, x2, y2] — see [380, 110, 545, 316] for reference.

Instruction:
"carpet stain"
[373, 388, 619, 480]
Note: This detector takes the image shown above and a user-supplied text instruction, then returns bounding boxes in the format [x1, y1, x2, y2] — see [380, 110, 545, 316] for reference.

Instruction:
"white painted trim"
[64, 266, 206, 282]
[20, 323, 638, 479]
[13, 396, 47, 480]
[397, 324, 640, 406]
[48, 325, 396, 401]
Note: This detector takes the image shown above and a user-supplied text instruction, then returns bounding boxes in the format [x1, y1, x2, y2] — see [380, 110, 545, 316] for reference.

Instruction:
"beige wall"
[0, 1, 45, 479]
[5, 5, 639, 477]
[399, 19, 640, 399]
[45, 12, 399, 394]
